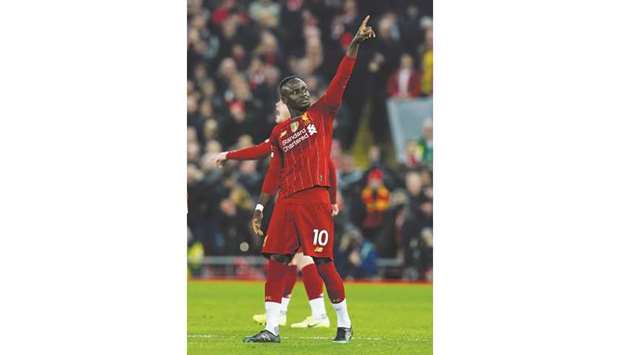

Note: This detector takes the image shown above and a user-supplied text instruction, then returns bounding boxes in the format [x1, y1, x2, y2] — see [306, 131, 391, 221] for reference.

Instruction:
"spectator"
[334, 226, 378, 280]
[402, 139, 421, 169]
[216, 57, 239, 90]
[187, 93, 200, 120]
[231, 43, 250, 71]
[364, 145, 398, 188]
[188, 11, 220, 67]
[249, 0, 281, 29]
[193, 64, 209, 87]
[216, 194, 253, 254]
[190, 101, 216, 145]
[200, 78, 226, 116]
[331, 0, 359, 50]
[387, 53, 421, 98]
[237, 160, 262, 197]
[419, 20, 433, 96]
[187, 79, 195, 96]
[305, 35, 324, 74]
[338, 154, 362, 192]
[254, 31, 285, 69]
[417, 119, 433, 168]
[219, 101, 254, 149]
[188, 126, 198, 145]
[399, 171, 433, 280]
[188, 141, 201, 165]
[211, 0, 237, 26]
[360, 168, 391, 243]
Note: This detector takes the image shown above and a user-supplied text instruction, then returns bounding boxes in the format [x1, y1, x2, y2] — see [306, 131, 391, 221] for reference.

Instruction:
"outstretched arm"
[211, 140, 271, 167]
[227, 140, 271, 160]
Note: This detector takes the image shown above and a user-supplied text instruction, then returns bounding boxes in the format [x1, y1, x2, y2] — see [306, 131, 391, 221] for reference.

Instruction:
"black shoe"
[333, 327, 353, 343]
[243, 329, 281, 343]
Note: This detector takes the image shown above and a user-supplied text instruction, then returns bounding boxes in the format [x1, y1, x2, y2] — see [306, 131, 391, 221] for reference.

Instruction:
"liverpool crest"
[290, 121, 299, 132]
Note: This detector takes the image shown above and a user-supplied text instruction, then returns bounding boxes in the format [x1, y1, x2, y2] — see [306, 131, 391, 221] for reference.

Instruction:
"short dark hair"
[279, 75, 301, 92]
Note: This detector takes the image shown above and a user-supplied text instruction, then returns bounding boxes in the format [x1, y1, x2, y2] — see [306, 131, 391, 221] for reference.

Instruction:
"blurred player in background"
[211, 100, 335, 329]
[243, 15, 375, 344]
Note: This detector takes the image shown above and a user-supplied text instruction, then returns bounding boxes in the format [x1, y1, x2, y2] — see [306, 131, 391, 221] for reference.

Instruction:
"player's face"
[282, 78, 311, 112]
[274, 100, 291, 123]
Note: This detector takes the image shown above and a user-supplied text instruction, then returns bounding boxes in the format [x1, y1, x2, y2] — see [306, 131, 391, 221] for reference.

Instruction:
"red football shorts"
[263, 187, 334, 259]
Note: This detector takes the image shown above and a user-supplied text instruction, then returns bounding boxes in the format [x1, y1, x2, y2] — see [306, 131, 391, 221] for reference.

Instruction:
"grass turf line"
[188, 280, 432, 354]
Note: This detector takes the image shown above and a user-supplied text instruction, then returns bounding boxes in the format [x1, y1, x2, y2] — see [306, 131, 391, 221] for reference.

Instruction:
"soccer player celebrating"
[243, 15, 375, 344]
[211, 101, 335, 329]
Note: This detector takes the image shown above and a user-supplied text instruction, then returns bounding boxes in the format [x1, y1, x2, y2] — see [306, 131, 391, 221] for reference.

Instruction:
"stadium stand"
[188, 0, 433, 281]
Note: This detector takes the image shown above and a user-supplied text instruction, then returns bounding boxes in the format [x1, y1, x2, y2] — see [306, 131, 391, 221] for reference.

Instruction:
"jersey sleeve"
[314, 55, 356, 114]
[226, 140, 271, 160]
[328, 159, 337, 204]
[261, 144, 282, 195]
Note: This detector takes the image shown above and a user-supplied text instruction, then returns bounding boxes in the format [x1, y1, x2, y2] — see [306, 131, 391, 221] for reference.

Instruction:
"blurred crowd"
[187, 0, 433, 280]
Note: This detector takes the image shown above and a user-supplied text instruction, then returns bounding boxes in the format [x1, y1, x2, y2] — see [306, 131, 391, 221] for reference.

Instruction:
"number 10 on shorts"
[313, 229, 329, 246]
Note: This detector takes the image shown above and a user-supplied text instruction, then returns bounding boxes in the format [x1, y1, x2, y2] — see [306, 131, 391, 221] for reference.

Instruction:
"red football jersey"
[226, 137, 339, 202]
[268, 55, 356, 198]
[262, 149, 338, 203]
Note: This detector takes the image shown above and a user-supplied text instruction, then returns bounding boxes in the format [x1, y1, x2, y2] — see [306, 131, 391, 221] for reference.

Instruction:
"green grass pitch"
[188, 280, 432, 354]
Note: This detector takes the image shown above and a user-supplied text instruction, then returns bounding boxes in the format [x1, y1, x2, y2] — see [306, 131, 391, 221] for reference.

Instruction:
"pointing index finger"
[361, 15, 370, 28]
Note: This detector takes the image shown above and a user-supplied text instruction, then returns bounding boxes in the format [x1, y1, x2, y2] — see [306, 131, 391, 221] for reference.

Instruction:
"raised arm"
[317, 15, 375, 112]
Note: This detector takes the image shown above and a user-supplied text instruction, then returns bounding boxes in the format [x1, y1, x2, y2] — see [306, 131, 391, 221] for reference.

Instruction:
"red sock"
[282, 265, 297, 296]
[264, 259, 289, 303]
[316, 261, 345, 303]
[301, 264, 324, 300]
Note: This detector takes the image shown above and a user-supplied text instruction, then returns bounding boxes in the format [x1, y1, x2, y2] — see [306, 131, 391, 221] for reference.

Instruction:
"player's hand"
[210, 152, 228, 168]
[331, 204, 339, 216]
[251, 210, 264, 238]
[353, 15, 376, 43]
